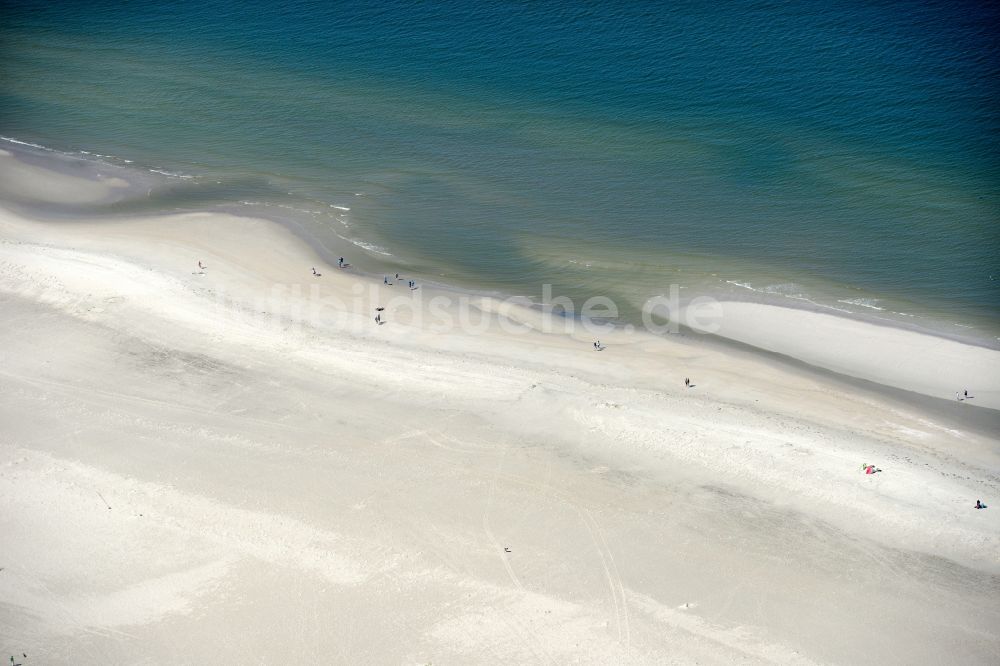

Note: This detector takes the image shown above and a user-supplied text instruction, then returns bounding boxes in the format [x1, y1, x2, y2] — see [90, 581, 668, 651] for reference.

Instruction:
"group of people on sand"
[199, 257, 425, 295]
[383, 273, 418, 290]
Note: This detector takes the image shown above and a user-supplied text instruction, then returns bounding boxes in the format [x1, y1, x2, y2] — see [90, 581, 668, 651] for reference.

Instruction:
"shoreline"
[3, 135, 1000, 357]
[2, 152, 999, 661]
[2, 200, 997, 561]
[1, 144, 998, 415]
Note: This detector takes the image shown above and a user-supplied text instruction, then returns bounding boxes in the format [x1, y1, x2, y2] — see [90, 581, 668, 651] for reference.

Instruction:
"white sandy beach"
[687, 301, 1000, 410]
[1, 151, 999, 664]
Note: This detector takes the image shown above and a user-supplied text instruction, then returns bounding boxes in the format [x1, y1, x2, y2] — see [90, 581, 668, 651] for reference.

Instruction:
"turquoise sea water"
[2, 0, 998, 341]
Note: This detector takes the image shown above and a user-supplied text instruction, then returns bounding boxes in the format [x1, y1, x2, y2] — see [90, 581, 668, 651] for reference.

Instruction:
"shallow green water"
[2, 0, 998, 341]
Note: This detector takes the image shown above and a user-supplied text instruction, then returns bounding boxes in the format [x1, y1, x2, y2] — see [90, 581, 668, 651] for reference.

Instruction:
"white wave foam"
[348, 238, 392, 256]
[148, 168, 194, 179]
[0, 136, 52, 151]
[726, 279, 858, 313]
[330, 205, 350, 211]
[237, 200, 328, 216]
[726, 280, 807, 299]
[3, 135, 141, 177]
[837, 298, 884, 311]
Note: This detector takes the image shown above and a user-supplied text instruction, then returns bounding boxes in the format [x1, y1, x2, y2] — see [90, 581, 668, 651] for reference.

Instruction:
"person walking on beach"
[685, 377, 690, 388]
[976, 499, 985, 509]
[339, 257, 344, 268]
[198, 260, 205, 270]
[384, 276, 389, 285]
[312, 267, 320, 276]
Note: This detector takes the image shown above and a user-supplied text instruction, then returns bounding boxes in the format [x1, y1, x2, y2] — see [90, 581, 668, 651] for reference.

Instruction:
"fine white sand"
[686, 300, 1000, 409]
[1, 153, 999, 664]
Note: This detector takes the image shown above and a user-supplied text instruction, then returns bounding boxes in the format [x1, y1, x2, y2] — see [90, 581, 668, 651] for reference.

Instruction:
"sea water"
[1, 0, 998, 342]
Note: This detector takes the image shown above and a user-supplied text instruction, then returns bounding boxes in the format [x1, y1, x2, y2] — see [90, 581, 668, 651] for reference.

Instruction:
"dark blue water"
[2, 0, 998, 339]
